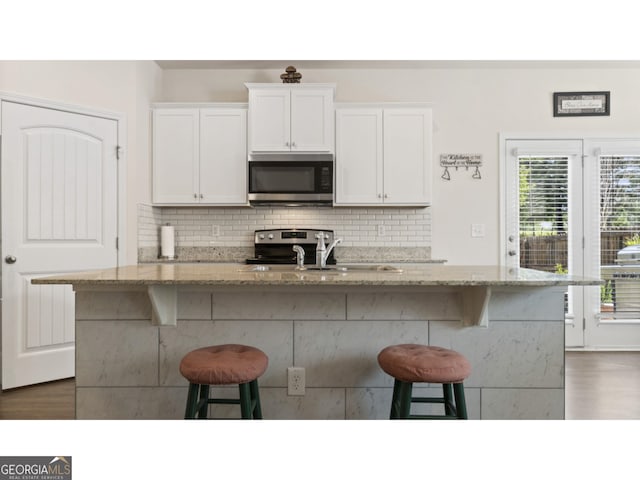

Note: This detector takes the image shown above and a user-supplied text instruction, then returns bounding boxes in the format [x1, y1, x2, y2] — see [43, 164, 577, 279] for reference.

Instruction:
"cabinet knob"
[285, 142, 289, 147]
[193, 193, 198, 199]
[508, 250, 517, 256]
[377, 194, 382, 198]
[5, 255, 17, 264]
[291, 141, 296, 148]
[200, 194, 204, 199]
[384, 194, 389, 199]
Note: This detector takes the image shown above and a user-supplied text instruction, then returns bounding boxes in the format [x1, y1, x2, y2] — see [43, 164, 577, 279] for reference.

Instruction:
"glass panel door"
[505, 140, 584, 347]
[583, 140, 640, 348]
[505, 138, 640, 349]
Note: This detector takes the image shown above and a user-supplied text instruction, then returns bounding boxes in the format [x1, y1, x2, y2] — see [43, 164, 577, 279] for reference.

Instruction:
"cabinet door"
[248, 88, 290, 151]
[199, 108, 248, 204]
[153, 108, 199, 203]
[290, 88, 334, 152]
[383, 109, 432, 205]
[335, 108, 383, 204]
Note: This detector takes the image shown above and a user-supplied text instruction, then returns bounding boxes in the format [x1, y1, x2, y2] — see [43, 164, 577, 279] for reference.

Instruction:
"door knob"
[5, 255, 17, 264]
[508, 250, 517, 256]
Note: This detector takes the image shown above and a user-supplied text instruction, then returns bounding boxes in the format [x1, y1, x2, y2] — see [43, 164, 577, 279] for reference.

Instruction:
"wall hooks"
[440, 154, 483, 180]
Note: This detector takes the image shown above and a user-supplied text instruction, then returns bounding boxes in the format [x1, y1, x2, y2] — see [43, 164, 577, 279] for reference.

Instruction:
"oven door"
[248, 155, 333, 204]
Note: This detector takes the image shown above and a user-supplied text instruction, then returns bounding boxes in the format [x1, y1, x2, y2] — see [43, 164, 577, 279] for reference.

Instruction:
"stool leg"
[389, 379, 402, 419]
[443, 383, 455, 416]
[397, 381, 413, 419]
[184, 383, 200, 419]
[249, 379, 263, 419]
[453, 383, 468, 419]
[198, 384, 210, 419]
[238, 382, 252, 419]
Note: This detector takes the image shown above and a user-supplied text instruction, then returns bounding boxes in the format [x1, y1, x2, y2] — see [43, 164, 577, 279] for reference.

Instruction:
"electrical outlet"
[212, 224, 220, 237]
[287, 366, 305, 396]
[377, 224, 386, 237]
[471, 223, 485, 238]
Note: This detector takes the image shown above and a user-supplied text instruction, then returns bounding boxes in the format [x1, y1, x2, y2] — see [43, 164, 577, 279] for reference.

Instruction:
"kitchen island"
[34, 263, 600, 420]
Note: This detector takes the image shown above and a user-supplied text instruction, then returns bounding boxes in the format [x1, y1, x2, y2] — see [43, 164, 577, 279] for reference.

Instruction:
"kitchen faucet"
[292, 245, 306, 269]
[315, 232, 342, 268]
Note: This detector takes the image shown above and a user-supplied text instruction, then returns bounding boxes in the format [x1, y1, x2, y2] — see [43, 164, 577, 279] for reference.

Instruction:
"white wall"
[3, 62, 639, 265]
[0, 60, 163, 264]
[161, 64, 640, 264]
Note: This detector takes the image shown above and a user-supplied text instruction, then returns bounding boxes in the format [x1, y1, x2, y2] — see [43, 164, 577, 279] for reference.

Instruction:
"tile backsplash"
[138, 204, 433, 262]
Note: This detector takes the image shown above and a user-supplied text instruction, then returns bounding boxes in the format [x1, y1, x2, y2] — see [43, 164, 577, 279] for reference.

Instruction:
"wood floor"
[0, 352, 638, 419]
[565, 351, 640, 420]
[0, 377, 75, 420]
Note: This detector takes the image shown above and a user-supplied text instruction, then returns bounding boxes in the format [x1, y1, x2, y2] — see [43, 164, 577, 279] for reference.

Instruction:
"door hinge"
[116, 146, 123, 160]
[116, 237, 119, 250]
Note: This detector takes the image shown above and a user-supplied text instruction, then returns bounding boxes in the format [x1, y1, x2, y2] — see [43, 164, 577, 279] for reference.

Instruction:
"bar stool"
[179, 344, 268, 419]
[377, 344, 471, 420]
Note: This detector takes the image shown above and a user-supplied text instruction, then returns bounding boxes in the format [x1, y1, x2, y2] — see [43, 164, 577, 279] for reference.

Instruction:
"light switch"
[471, 224, 485, 238]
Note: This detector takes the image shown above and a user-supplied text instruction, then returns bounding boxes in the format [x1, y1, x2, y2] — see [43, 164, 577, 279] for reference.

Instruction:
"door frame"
[0, 92, 128, 266]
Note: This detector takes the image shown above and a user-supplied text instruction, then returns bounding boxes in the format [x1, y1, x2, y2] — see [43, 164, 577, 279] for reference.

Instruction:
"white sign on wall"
[440, 154, 483, 180]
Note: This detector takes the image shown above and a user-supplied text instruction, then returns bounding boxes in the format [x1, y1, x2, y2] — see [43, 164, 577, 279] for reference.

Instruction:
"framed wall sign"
[553, 91, 610, 117]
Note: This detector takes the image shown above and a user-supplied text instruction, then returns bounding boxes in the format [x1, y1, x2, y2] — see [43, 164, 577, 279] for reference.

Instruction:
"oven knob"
[268, 234, 274, 240]
[258, 234, 265, 240]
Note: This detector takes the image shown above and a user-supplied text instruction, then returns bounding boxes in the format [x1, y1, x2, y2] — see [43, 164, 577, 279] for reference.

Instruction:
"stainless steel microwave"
[248, 153, 334, 206]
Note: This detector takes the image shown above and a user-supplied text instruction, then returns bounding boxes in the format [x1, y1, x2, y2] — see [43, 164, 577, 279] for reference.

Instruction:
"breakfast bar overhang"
[33, 263, 601, 420]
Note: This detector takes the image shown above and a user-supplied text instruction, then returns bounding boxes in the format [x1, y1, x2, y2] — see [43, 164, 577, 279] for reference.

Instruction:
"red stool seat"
[180, 344, 268, 386]
[378, 344, 471, 384]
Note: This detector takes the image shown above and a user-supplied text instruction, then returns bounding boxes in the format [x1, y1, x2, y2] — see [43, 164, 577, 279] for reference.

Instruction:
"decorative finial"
[280, 65, 302, 83]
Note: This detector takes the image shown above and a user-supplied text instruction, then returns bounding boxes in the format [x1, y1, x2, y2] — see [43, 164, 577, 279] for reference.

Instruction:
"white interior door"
[1, 100, 119, 389]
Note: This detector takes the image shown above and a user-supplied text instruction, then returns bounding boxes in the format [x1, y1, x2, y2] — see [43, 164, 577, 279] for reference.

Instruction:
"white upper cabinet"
[152, 105, 248, 205]
[335, 108, 383, 204]
[199, 108, 247, 204]
[153, 108, 199, 204]
[335, 105, 432, 206]
[246, 84, 335, 153]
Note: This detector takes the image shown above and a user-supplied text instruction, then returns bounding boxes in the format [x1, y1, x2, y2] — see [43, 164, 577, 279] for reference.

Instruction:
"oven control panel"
[254, 228, 334, 245]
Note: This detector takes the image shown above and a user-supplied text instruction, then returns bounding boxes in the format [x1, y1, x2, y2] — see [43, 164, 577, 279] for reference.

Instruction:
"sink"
[239, 264, 403, 273]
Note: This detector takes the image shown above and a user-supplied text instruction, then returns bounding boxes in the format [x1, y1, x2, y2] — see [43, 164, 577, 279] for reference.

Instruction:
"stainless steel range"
[245, 228, 338, 266]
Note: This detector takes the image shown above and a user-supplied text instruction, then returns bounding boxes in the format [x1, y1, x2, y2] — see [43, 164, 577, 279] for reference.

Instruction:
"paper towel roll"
[160, 224, 175, 259]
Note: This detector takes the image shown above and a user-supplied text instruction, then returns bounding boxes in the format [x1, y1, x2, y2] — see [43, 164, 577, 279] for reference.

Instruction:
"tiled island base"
[74, 285, 565, 420]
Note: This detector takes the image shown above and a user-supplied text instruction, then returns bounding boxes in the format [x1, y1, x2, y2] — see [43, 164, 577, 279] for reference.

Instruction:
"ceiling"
[154, 60, 640, 70]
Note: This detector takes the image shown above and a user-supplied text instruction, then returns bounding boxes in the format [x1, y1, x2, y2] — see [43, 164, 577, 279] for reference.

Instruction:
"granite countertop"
[32, 263, 602, 287]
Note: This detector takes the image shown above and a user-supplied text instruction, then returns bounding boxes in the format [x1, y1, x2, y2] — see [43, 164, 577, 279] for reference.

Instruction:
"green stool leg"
[390, 379, 403, 419]
[239, 382, 252, 419]
[443, 383, 455, 416]
[453, 383, 468, 419]
[198, 384, 210, 419]
[397, 381, 413, 419]
[184, 383, 200, 419]
[249, 379, 263, 419]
